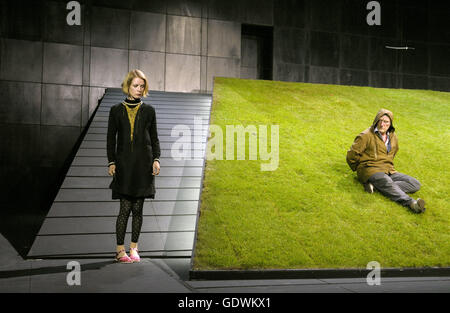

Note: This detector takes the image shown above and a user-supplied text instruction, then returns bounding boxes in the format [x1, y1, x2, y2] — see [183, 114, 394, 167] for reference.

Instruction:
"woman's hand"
[108, 164, 116, 176]
[152, 161, 160, 176]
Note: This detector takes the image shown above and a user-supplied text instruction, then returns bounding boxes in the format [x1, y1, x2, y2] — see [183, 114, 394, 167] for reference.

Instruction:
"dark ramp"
[27, 89, 212, 258]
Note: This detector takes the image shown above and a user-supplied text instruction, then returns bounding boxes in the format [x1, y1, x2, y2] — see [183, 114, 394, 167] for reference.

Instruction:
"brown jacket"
[346, 109, 399, 183]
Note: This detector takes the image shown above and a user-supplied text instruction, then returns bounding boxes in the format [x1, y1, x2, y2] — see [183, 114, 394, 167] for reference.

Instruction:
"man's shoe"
[409, 198, 426, 213]
[417, 198, 426, 213]
[364, 182, 374, 194]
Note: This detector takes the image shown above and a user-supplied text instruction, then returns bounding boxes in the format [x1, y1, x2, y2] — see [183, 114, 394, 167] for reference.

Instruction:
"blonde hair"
[121, 69, 149, 97]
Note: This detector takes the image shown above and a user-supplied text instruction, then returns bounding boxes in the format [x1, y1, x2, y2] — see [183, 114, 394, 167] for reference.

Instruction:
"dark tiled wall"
[272, 0, 450, 91]
[0, 0, 103, 232]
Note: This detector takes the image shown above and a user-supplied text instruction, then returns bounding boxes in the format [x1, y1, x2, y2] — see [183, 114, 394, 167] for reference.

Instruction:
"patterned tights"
[116, 198, 144, 245]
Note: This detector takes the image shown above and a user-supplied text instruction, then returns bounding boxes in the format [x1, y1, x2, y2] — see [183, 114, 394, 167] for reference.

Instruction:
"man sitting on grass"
[346, 109, 426, 213]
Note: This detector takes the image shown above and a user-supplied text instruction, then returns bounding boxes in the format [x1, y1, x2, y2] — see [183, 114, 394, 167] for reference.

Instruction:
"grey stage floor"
[1, 235, 449, 293]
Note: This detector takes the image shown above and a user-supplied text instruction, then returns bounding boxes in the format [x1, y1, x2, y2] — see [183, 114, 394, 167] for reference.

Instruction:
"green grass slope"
[193, 77, 450, 270]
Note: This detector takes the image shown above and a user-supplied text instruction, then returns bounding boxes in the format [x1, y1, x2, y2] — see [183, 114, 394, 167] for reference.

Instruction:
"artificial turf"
[192, 77, 450, 270]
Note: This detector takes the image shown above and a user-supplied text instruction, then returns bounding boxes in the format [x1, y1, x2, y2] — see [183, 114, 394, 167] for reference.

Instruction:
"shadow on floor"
[0, 260, 116, 279]
[0, 100, 103, 259]
[0, 167, 61, 259]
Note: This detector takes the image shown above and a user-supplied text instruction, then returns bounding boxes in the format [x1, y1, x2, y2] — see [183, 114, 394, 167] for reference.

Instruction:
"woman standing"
[107, 69, 161, 263]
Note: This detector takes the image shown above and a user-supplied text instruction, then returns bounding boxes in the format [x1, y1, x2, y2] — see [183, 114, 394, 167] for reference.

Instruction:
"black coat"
[107, 102, 161, 199]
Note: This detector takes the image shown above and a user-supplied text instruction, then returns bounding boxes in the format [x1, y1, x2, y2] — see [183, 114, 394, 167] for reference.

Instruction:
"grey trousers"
[368, 172, 421, 207]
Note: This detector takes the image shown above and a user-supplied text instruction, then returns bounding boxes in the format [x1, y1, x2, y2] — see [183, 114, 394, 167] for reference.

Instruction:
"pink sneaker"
[129, 247, 140, 263]
[115, 250, 133, 263]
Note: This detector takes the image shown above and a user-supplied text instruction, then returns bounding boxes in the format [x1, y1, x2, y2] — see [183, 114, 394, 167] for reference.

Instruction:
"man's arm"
[346, 134, 367, 171]
[392, 133, 399, 157]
